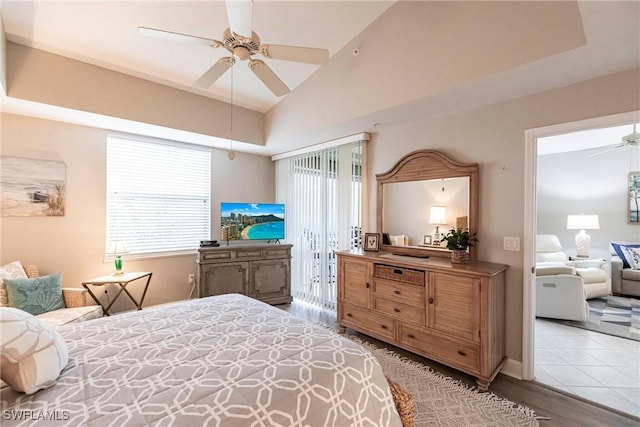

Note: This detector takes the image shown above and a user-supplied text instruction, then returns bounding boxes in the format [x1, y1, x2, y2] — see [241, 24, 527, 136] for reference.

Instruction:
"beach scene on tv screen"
[221, 203, 285, 241]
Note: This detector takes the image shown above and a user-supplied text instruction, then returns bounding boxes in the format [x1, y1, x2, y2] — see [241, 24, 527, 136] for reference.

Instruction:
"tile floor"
[535, 318, 640, 419]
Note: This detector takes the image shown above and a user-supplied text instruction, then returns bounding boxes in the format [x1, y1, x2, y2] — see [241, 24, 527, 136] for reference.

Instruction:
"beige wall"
[366, 69, 640, 361]
[6, 43, 264, 147]
[0, 113, 275, 312]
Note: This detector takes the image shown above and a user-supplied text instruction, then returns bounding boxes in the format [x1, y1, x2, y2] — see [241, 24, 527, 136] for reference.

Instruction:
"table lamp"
[429, 206, 447, 245]
[566, 214, 599, 258]
[108, 240, 129, 275]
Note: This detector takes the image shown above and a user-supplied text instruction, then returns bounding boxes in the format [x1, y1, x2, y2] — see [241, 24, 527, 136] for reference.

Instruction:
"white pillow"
[621, 246, 640, 270]
[0, 307, 69, 394]
[0, 261, 28, 307]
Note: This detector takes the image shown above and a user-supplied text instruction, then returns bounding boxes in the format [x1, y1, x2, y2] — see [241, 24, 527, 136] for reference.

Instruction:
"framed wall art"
[629, 171, 639, 224]
[1, 156, 66, 217]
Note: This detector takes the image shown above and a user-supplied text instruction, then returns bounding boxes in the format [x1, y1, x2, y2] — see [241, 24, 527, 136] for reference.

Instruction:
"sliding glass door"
[276, 141, 366, 310]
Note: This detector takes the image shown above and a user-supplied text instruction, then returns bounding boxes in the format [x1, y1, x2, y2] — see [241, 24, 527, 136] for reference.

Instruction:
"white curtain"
[276, 140, 366, 310]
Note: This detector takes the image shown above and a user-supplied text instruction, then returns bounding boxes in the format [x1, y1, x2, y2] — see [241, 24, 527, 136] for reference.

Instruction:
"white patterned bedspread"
[1, 294, 400, 426]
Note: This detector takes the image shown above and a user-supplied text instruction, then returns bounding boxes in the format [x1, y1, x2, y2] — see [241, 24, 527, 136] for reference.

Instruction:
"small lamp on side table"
[429, 206, 447, 245]
[108, 240, 129, 275]
[566, 214, 599, 258]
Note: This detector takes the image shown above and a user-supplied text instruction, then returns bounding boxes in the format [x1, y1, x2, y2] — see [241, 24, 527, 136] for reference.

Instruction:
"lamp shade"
[566, 214, 600, 230]
[429, 206, 447, 225]
[108, 240, 129, 255]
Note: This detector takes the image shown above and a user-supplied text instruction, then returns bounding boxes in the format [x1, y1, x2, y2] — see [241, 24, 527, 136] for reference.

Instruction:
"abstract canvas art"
[1, 156, 66, 217]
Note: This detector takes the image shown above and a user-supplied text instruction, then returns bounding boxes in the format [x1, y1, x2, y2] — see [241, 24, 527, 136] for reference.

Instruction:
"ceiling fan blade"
[138, 27, 221, 47]
[260, 44, 329, 65]
[586, 144, 624, 158]
[248, 59, 290, 97]
[194, 57, 235, 88]
[225, 0, 253, 38]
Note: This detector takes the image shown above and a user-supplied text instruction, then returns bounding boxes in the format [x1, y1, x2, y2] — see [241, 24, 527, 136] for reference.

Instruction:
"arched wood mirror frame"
[376, 150, 479, 260]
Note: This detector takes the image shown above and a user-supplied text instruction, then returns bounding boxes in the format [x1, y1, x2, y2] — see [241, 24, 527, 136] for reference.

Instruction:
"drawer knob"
[393, 269, 403, 274]
[458, 350, 467, 356]
[381, 324, 388, 330]
[394, 290, 401, 295]
[428, 297, 434, 304]
[346, 313, 353, 317]
[393, 308, 400, 313]
[365, 282, 370, 288]
[407, 334, 415, 339]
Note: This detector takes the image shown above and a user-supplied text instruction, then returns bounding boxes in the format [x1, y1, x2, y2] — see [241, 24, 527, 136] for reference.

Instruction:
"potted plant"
[443, 228, 476, 263]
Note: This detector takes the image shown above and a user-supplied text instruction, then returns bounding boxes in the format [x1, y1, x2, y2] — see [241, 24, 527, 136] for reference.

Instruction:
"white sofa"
[535, 235, 610, 321]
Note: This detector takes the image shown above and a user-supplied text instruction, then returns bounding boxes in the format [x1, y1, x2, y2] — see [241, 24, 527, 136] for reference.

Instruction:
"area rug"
[346, 335, 540, 426]
[556, 295, 640, 341]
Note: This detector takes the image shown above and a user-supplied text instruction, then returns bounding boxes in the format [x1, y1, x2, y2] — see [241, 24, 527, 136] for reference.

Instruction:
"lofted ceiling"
[0, 1, 638, 156]
[0, 0, 393, 113]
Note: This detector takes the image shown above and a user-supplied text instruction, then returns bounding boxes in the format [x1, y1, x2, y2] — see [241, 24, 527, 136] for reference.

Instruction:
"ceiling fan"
[138, 0, 329, 97]
[588, 123, 640, 157]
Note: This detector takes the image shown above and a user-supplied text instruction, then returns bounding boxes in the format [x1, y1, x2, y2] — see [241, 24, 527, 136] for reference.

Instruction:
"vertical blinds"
[276, 141, 365, 309]
[106, 136, 211, 255]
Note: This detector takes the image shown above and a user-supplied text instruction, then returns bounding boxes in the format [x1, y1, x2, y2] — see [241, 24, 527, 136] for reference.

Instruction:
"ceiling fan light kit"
[139, 0, 329, 97]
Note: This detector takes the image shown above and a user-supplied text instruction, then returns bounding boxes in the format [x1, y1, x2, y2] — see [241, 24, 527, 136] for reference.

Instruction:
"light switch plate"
[503, 236, 520, 251]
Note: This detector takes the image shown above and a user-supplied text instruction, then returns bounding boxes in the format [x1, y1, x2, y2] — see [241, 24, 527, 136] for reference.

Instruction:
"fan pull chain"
[228, 64, 236, 160]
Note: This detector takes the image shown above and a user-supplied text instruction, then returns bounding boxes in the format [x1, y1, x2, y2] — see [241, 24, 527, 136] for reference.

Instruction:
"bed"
[1, 293, 402, 426]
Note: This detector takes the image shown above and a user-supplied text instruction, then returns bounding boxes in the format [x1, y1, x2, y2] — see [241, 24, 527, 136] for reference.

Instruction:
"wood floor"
[280, 300, 640, 427]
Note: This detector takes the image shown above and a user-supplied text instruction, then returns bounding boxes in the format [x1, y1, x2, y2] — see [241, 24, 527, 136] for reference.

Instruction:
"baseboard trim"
[500, 358, 523, 380]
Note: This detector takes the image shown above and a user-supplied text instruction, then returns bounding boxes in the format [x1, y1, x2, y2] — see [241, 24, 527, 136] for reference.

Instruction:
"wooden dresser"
[337, 249, 508, 391]
[197, 244, 292, 305]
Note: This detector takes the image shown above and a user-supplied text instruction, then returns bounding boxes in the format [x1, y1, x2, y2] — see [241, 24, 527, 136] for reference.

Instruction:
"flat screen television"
[220, 202, 285, 241]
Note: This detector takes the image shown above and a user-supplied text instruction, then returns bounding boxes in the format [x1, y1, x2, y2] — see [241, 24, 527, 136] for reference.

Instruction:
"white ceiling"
[0, 0, 394, 113]
[0, 1, 638, 157]
[538, 123, 640, 156]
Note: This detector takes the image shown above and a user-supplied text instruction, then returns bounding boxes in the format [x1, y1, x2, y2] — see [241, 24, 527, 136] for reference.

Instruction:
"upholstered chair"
[535, 235, 610, 321]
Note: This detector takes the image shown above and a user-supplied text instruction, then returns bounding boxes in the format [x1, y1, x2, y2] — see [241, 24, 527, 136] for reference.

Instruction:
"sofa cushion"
[622, 268, 640, 281]
[4, 273, 65, 316]
[0, 307, 69, 394]
[610, 242, 640, 269]
[0, 261, 28, 308]
[36, 306, 102, 328]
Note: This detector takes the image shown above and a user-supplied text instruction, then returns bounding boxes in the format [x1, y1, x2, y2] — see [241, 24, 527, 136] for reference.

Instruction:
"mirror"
[376, 150, 478, 260]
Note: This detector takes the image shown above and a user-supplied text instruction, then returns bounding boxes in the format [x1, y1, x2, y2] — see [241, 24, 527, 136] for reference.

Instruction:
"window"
[106, 135, 211, 256]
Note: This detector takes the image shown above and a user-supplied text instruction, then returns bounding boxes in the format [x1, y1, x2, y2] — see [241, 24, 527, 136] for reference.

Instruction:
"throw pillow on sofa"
[0, 261, 28, 307]
[611, 242, 640, 269]
[0, 307, 69, 394]
[621, 246, 640, 270]
[4, 273, 65, 316]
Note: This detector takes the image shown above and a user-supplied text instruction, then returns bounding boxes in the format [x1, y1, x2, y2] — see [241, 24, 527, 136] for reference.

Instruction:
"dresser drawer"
[374, 297, 426, 325]
[236, 249, 262, 258]
[340, 303, 395, 340]
[374, 278, 425, 307]
[374, 264, 425, 286]
[399, 324, 479, 373]
[200, 251, 232, 261]
[262, 248, 290, 258]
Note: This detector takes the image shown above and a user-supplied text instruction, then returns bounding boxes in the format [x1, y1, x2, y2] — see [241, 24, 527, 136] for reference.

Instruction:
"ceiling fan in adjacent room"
[588, 123, 640, 157]
[138, 0, 329, 97]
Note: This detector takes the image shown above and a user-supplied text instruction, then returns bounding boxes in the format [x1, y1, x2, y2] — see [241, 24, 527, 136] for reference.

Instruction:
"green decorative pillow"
[4, 273, 64, 316]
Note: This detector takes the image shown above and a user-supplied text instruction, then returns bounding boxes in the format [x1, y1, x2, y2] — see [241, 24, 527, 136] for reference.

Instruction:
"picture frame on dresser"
[364, 233, 380, 251]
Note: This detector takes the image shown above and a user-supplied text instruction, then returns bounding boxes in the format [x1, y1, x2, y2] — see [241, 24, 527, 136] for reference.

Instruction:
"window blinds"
[106, 136, 211, 255]
[276, 140, 366, 310]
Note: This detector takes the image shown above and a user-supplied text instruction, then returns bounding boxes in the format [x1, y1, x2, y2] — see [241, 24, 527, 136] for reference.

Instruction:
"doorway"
[523, 111, 640, 417]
